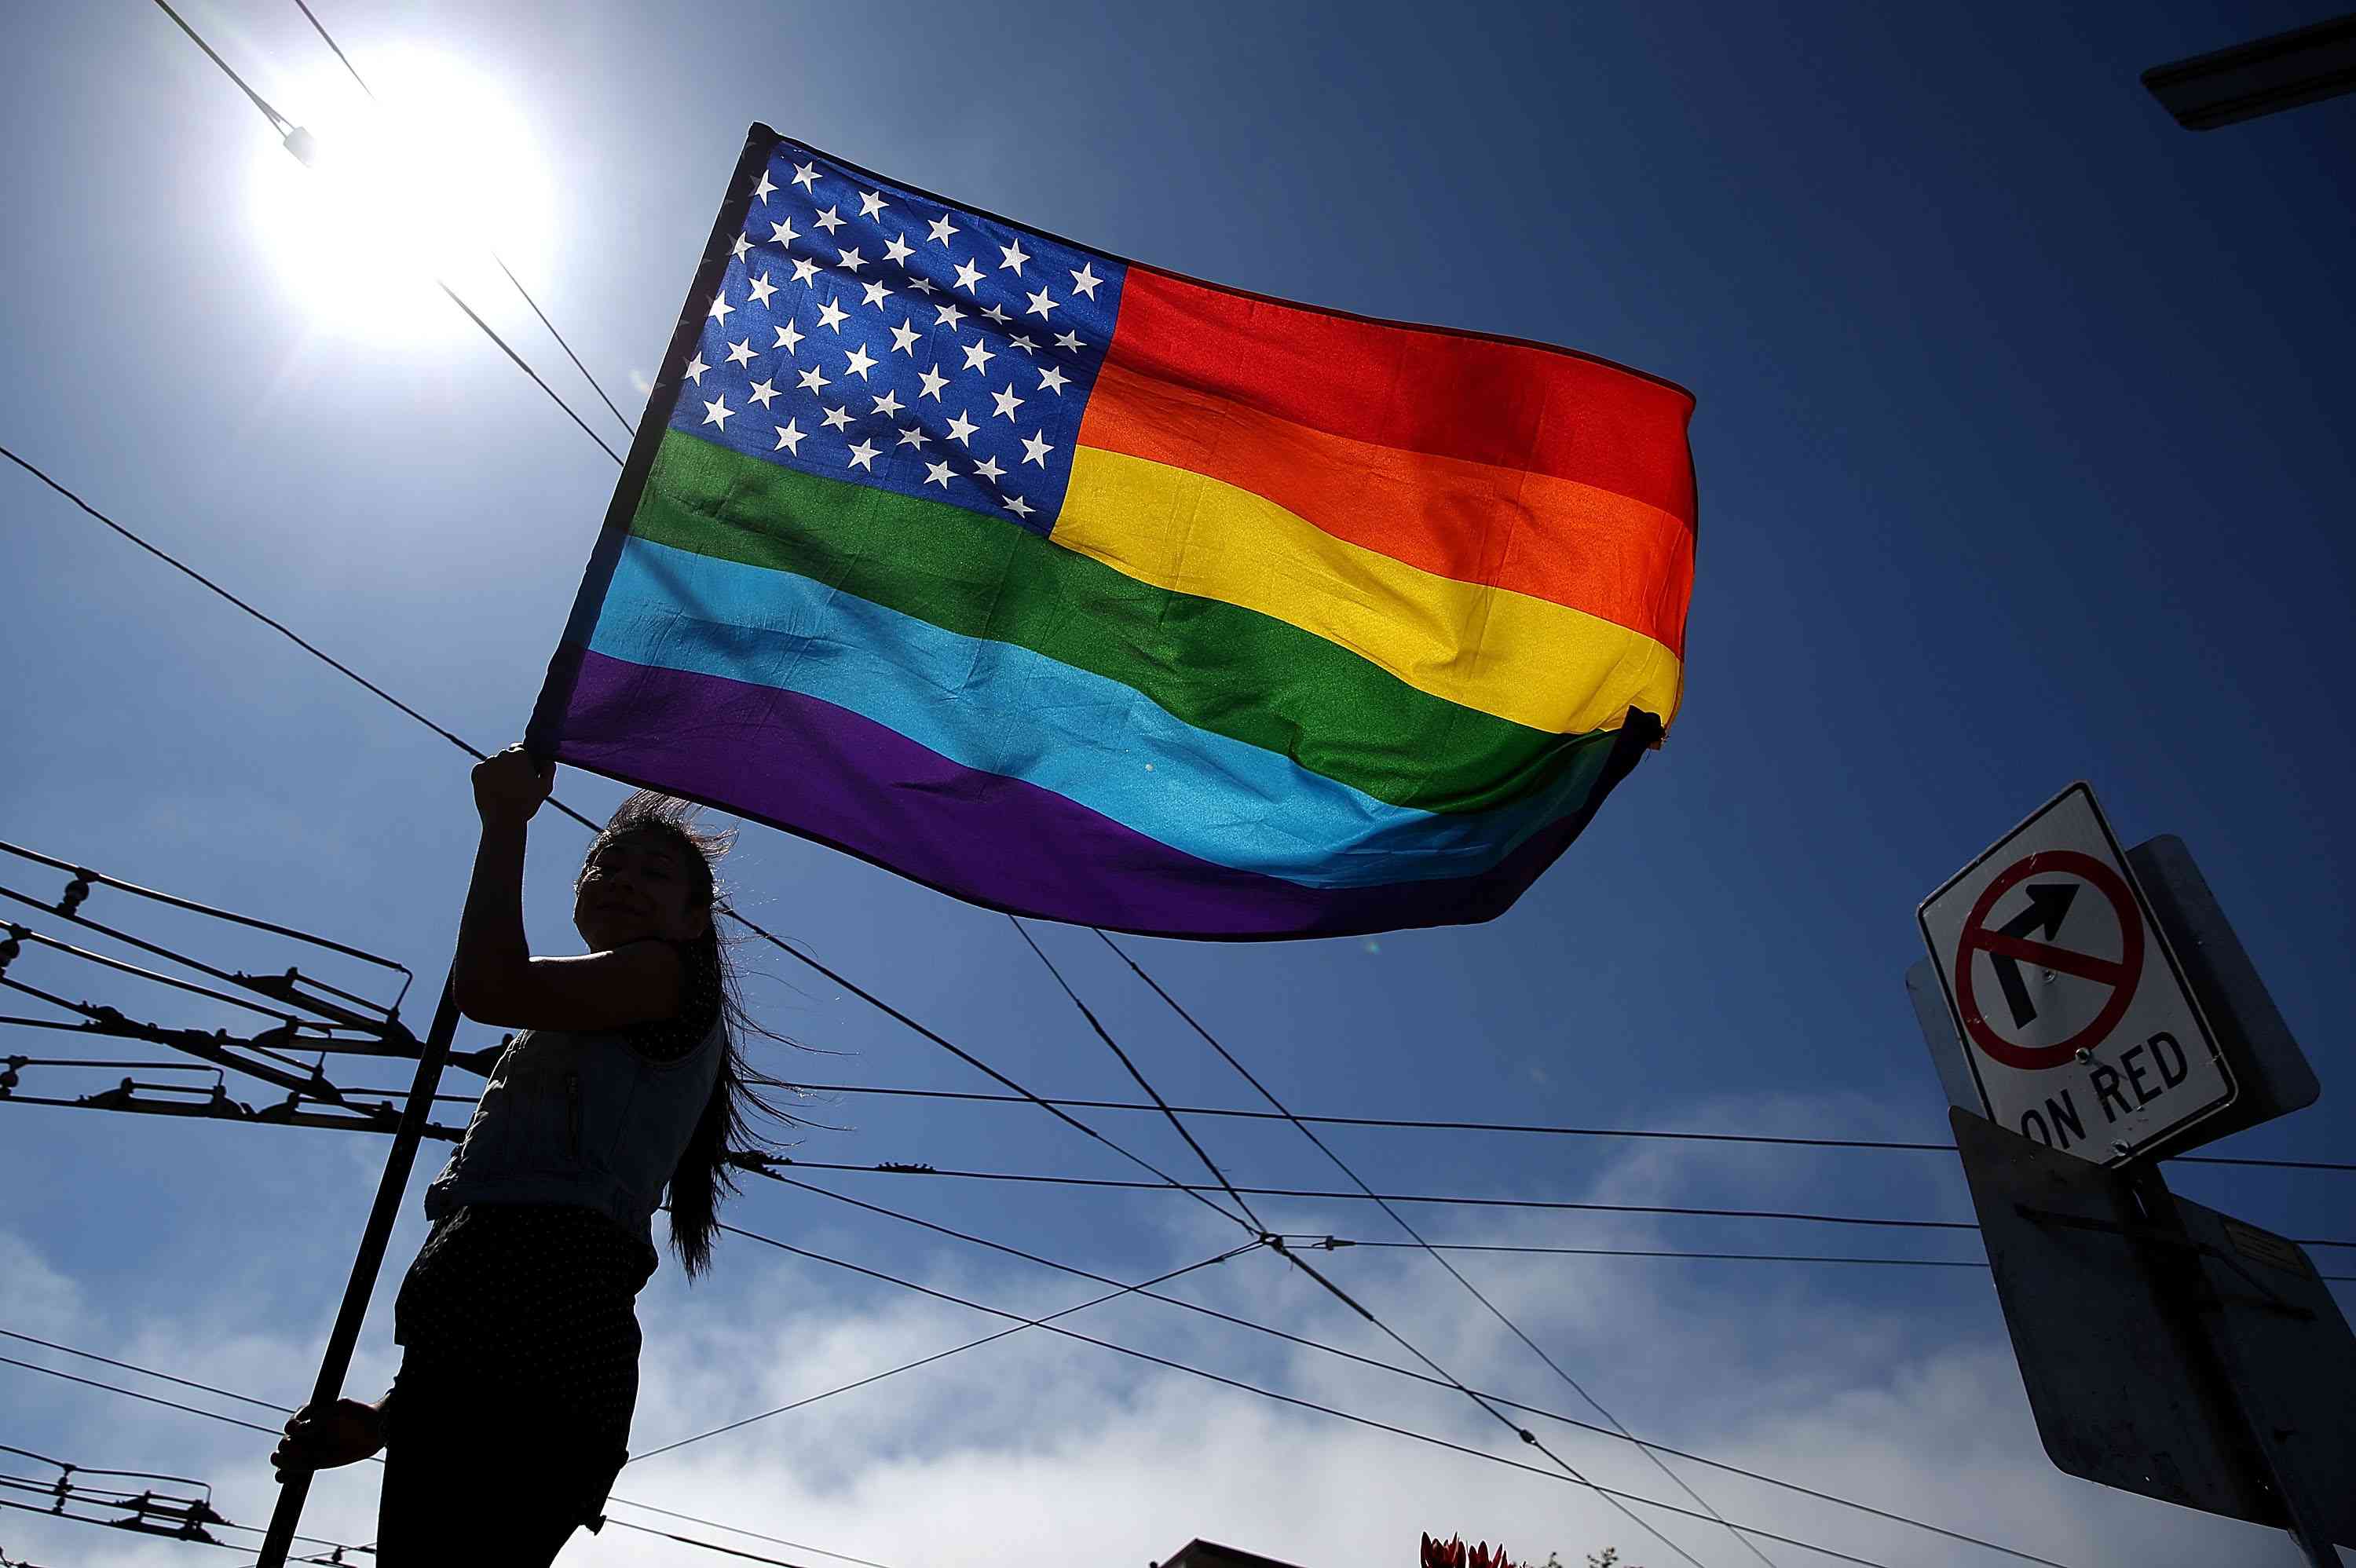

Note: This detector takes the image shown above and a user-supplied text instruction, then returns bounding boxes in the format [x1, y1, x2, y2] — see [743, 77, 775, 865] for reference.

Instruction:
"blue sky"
[2, 3, 2350, 1566]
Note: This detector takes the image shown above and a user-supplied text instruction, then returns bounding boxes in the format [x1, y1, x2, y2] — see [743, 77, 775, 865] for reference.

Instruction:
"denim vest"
[424, 1014, 726, 1251]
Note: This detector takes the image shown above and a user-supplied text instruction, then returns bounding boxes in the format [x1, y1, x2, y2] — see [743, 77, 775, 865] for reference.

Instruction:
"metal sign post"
[255, 975, 461, 1568]
[1914, 784, 2345, 1563]
[1952, 1109, 2354, 1563]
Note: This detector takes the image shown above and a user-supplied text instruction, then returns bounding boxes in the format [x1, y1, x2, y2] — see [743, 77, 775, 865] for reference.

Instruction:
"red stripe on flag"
[1105, 268, 1696, 528]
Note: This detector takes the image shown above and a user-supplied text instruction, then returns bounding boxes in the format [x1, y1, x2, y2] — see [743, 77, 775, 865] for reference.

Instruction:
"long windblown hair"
[585, 791, 810, 1279]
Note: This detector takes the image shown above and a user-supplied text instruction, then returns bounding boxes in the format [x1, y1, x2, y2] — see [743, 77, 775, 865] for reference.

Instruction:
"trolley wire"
[290, 0, 641, 441]
[9, 1073, 2352, 1259]
[715, 1220, 2081, 1568]
[148, 0, 293, 132]
[630, 1238, 1265, 1465]
[0, 1332, 900, 1568]
[725, 1168, 2094, 1568]
[730, 1154, 2356, 1249]
[767, 1080, 2356, 1173]
[1009, 917, 1265, 1233]
[139, 0, 624, 466]
[1005, 943, 1707, 1568]
[2, 443, 1260, 1237]
[1094, 930, 1769, 1563]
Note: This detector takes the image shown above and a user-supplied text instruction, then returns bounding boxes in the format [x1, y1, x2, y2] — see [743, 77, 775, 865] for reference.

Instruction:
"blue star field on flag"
[674, 140, 1126, 535]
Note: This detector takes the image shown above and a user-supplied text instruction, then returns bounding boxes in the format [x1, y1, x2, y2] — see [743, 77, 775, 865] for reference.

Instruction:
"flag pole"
[258, 128, 768, 1563]
[255, 972, 461, 1568]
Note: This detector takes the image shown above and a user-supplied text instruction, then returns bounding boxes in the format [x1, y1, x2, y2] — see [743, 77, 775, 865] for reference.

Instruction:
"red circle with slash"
[1954, 850, 2145, 1071]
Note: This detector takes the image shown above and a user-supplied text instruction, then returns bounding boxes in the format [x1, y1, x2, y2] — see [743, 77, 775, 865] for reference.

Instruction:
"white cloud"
[0, 1096, 2328, 1568]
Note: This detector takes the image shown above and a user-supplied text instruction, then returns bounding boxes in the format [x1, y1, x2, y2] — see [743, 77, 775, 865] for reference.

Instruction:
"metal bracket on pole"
[2122, 1165, 2347, 1568]
[254, 976, 461, 1567]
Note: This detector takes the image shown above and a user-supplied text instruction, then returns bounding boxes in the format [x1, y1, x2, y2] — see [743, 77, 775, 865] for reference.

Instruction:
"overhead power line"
[1, 1280, 2083, 1568]
[723, 1166, 2088, 1568]
[148, 0, 293, 132]
[770, 1080, 2356, 1173]
[630, 1239, 1266, 1465]
[1084, 928, 1770, 1568]
[141, 0, 626, 466]
[715, 1220, 2085, 1568]
[1010, 916, 1266, 1234]
[732, 1156, 2356, 1249]
[2, 444, 1250, 1240]
[290, 0, 641, 440]
[0, 1330, 900, 1568]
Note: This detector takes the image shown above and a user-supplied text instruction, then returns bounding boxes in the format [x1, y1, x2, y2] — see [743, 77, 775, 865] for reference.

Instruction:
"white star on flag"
[883, 234, 914, 265]
[973, 454, 1006, 482]
[1070, 262, 1102, 299]
[952, 259, 985, 293]
[726, 338, 758, 367]
[1008, 333, 1037, 355]
[835, 246, 867, 273]
[816, 298, 849, 332]
[961, 340, 996, 374]
[998, 239, 1030, 276]
[702, 396, 734, 429]
[917, 366, 949, 400]
[814, 205, 845, 234]
[752, 170, 776, 203]
[935, 302, 966, 331]
[821, 404, 854, 430]
[1002, 493, 1034, 518]
[871, 389, 905, 417]
[684, 353, 709, 385]
[897, 425, 931, 450]
[927, 214, 959, 246]
[791, 161, 821, 191]
[924, 459, 955, 488]
[993, 383, 1025, 420]
[773, 321, 804, 355]
[774, 418, 805, 453]
[858, 190, 889, 218]
[1055, 330, 1085, 352]
[748, 274, 778, 307]
[1038, 366, 1069, 394]
[862, 280, 893, 309]
[730, 233, 752, 261]
[768, 218, 799, 247]
[708, 291, 734, 325]
[791, 258, 822, 285]
[889, 320, 922, 355]
[748, 378, 779, 408]
[945, 410, 978, 444]
[1025, 287, 1060, 320]
[1021, 430, 1055, 466]
[842, 344, 877, 380]
[796, 365, 830, 393]
[846, 439, 880, 470]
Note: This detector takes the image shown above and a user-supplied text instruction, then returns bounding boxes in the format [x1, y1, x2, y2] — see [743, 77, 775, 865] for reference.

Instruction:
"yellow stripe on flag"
[1055, 447, 1684, 736]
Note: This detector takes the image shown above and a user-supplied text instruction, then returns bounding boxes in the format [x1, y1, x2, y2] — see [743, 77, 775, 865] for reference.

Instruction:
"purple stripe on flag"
[545, 649, 1652, 940]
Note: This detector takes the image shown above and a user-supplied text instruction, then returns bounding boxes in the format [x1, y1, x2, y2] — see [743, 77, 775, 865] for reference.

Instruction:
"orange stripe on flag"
[1074, 359, 1693, 656]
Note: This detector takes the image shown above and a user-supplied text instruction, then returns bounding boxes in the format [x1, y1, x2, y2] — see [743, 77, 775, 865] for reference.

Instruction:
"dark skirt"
[377, 1351, 626, 1565]
[387, 1201, 656, 1541]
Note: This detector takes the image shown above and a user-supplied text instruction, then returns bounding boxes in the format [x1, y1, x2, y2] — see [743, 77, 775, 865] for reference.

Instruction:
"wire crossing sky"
[2, 2, 2350, 1567]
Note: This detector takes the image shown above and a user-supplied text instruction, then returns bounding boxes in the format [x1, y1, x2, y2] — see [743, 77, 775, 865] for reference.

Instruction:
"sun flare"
[247, 46, 556, 346]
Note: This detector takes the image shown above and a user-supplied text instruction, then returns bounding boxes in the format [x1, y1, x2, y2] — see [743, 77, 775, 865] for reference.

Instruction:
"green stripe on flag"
[626, 430, 1603, 816]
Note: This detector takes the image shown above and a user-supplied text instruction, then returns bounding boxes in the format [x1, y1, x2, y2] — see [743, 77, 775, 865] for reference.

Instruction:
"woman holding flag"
[270, 746, 797, 1563]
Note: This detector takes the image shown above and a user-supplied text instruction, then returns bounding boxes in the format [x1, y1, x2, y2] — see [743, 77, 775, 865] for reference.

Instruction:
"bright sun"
[247, 46, 556, 347]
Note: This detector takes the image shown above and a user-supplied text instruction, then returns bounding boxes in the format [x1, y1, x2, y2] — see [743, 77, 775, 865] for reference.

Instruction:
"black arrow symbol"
[1992, 883, 2081, 1029]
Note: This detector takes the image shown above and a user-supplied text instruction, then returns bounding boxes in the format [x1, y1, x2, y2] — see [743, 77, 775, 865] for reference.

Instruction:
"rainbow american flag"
[529, 127, 1696, 939]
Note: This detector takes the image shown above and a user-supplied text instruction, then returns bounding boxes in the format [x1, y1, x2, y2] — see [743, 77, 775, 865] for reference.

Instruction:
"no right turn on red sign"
[1919, 784, 2235, 1164]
